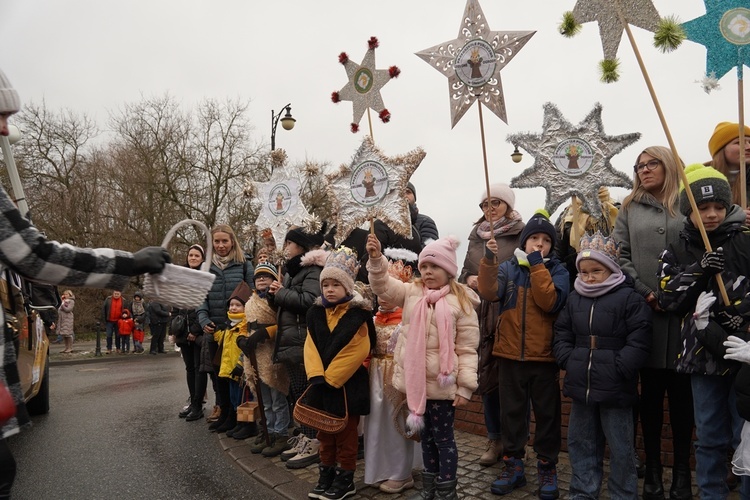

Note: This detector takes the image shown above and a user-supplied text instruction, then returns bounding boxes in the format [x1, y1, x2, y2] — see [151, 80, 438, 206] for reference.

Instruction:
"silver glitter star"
[253, 159, 313, 250]
[416, 0, 535, 128]
[325, 137, 426, 246]
[509, 103, 639, 218]
[570, 0, 661, 61]
[333, 37, 398, 133]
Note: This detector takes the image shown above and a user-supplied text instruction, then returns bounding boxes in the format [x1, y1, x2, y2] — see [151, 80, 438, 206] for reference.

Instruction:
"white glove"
[724, 335, 750, 364]
[693, 291, 716, 330]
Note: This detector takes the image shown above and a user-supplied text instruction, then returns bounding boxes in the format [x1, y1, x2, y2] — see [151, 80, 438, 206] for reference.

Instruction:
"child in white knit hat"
[366, 234, 479, 500]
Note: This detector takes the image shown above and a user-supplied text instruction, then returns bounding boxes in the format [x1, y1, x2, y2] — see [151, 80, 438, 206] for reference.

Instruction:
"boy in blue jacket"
[478, 209, 569, 499]
[553, 232, 651, 499]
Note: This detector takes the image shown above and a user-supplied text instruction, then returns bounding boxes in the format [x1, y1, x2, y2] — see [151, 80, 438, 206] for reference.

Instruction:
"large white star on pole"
[332, 37, 399, 133]
[416, 0, 535, 128]
[252, 153, 314, 249]
[325, 137, 426, 246]
[509, 102, 639, 218]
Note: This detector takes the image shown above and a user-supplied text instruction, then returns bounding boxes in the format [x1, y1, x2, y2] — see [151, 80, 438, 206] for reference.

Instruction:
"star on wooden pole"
[331, 37, 400, 134]
[509, 103, 638, 218]
[416, 0, 535, 128]
[682, 1, 750, 81]
[250, 151, 314, 249]
[325, 137, 426, 246]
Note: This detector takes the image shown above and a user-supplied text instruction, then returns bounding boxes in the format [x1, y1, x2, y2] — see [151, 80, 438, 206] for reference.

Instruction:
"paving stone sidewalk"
[218, 429, 702, 500]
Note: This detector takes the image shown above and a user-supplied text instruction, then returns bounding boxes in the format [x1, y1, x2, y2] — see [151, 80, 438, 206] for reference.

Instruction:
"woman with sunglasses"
[614, 146, 693, 500]
[458, 183, 524, 467]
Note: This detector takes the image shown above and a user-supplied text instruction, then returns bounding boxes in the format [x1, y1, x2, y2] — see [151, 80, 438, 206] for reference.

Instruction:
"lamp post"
[510, 144, 523, 163]
[270, 103, 296, 150]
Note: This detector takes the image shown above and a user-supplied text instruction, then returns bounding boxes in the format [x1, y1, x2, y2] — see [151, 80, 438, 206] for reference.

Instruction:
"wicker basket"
[293, 386, 348, 434]
[143, 219, 215, 309]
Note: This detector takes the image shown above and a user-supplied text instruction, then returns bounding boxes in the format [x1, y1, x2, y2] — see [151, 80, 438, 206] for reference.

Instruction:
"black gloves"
[133, 247, 171, 275]
[700, 248, 724, 275]
[527, 250, 544, 266]
[236, 328, 269, 356]
[230, 365, 243, 378]
[715, 293, 750, 331]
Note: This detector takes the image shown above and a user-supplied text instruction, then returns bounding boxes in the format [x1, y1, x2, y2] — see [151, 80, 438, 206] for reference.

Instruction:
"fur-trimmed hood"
[300, 248, 329, 268]
[313, 290, 373, 311]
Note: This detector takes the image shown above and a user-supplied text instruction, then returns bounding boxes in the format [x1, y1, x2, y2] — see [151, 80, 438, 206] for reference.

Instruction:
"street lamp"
[270, 103, 296, 150]
[510, 144, 523, 163]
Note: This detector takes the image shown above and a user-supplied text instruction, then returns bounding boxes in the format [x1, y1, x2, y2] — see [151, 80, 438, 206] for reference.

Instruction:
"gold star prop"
[416, 0, 535, 128]
[325, 137, 426, 246]
[251, 151, 314, 249]
[332, 37, 400, 133]
[509, 103, 638, 218]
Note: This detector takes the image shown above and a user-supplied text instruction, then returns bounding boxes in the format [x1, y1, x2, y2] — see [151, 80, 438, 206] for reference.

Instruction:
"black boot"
[232, 422, 258, 440]
[208, 408, 229, 432]
[410, 471, 437, 500]
[643, 462, 665, 500]
[225, 422, 243, 438]
[434, 479, 458, 500]
[308, 464, 336, 499]
[322, 468, 355, 500]
[669, 464, 692, 500]
[215, 409, 237, 434]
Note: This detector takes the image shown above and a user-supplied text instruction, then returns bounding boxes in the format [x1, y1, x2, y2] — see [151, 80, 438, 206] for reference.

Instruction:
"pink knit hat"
[418, 236, 460, 278]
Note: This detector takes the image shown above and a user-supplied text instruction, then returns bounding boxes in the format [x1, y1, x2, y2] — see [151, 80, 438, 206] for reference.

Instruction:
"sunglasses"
[479, 199, 505, 210]
[633, 159, 661, 173]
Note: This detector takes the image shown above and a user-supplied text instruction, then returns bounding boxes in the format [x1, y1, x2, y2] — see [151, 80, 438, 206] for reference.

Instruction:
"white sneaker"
[280, 434, 307, 462]
[286, 437, 320, 469]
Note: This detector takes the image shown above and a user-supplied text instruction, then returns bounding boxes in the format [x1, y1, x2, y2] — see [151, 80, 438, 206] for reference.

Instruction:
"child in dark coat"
[304, 246, 374, 500]
[553, 232, 651, 499]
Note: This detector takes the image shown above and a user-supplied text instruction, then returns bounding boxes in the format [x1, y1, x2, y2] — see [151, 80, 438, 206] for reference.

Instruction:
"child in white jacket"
[366, 234, 479, 500]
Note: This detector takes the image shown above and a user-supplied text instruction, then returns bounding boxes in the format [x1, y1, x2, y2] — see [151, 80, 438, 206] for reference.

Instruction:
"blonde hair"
[621, 146, 681, 217]
[412, 277, 474, 314]
[710, 149, 744, 205]
[211, 224, 246, 264]
[62, 290, 75, 300]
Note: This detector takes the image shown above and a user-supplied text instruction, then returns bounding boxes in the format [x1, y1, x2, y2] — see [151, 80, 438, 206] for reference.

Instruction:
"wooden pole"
[366, 107, 375, 141]
[477, 101, 495, 234]
[248, 349, 271, 447]
[614, 0, 730, 305]
[738, 56, 746, 208]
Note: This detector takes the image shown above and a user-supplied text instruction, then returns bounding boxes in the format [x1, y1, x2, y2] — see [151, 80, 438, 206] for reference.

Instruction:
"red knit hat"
[418, 236, 460, 279]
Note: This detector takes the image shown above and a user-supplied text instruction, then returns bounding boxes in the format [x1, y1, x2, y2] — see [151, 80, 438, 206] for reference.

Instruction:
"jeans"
[482, 390, 501, 441]
[228, 379, 242, 410]
[260, 382, 290, 435]
[105, 321, 118, 351]
[120, 335, 130, 352]
[691, 373, 744, 500]
[568, 402, 638, 499]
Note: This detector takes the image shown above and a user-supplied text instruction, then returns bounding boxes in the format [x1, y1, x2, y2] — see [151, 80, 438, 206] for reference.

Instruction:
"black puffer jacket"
[553, 275, 652, 407]
[737, 364, 750, 420]
[272, 249, 326, 364]
[197, 260, 253, 329]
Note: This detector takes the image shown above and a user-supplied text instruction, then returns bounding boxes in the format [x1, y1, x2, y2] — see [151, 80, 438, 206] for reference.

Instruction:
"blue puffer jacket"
[553, 275, 652, 407]
[197, 260, 253, 329]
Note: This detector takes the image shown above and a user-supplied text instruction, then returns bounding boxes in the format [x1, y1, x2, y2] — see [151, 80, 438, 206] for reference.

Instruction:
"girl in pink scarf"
[366, 234, 479, 499]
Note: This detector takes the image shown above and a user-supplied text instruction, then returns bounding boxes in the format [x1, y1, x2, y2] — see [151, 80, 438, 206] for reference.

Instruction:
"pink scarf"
[405, 284, 456, 432]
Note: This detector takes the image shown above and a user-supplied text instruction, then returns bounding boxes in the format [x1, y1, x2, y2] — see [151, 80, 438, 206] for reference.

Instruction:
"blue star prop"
[682, 1, 750, 80]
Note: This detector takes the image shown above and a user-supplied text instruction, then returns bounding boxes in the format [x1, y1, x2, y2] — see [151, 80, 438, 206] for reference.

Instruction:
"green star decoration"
[682, 0, 750, 80]
[569, 0, 661, 62]
[333, 38, 397, 132]
[325, 137, 426, 246]
[509, 102, 638, 219]
[416, 0, 534, 128]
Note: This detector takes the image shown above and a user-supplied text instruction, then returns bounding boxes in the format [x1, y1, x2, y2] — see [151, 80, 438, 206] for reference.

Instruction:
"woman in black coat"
[175, 244, 208, 421]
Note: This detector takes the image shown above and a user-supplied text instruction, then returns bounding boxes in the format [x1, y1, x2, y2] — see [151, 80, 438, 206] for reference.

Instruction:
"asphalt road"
[7, 354, 281, 500]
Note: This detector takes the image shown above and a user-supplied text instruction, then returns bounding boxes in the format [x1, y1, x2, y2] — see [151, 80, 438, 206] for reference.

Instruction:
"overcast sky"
[0, 0, 740, 259]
